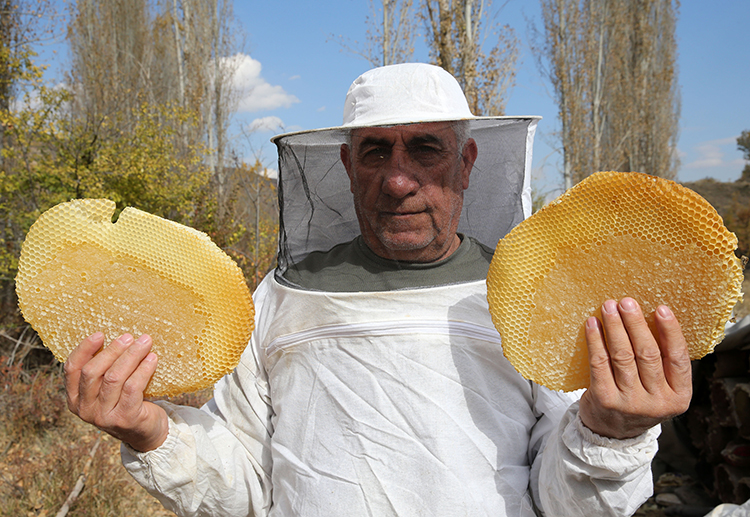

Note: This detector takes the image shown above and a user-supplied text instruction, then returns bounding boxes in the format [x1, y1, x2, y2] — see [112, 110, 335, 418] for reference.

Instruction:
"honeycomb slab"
[15, 199, 255, 397]
[487, 171, 744, 392]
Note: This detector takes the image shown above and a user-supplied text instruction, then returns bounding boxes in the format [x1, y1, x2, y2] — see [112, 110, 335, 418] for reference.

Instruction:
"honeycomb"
[15, 199, 255, 397]
[487, 171, 744, 392]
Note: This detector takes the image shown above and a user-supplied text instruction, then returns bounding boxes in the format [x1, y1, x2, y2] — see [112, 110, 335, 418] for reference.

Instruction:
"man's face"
[340, 122, 477, 263]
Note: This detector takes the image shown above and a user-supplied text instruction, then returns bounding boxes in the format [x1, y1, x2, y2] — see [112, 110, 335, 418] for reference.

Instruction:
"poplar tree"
[66, 0, 241, 215]
[422, 0, 519, 116]
[335, 0, 416, 67]
[341, 0, 518, 117]
[534, 0, 680, 188]
[738, 130, 750, 183]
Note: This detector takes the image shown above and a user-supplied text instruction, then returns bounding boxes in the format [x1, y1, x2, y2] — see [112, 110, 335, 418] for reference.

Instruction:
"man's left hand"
[579, 297, 693, 440]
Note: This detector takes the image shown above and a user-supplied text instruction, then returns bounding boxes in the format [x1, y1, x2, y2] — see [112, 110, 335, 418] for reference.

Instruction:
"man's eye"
[413, 145, 439, 155]
[361, 148, 389, 164]
[410, 145, 443, 163]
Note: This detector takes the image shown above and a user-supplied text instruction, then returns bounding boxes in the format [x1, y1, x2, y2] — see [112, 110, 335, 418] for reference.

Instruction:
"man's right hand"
[64, 332, 169, 452]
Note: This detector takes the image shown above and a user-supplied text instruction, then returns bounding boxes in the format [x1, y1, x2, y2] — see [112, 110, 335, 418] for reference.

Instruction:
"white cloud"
[247, 116, 285, 133]
[263, 167, 278, 180]
[225, 54, 299, 113]
[12, 81, 67, 112]
[684, 136, 743, 170]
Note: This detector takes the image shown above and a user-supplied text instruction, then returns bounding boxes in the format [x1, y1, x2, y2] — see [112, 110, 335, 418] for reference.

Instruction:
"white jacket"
[123, 274, 659, 516]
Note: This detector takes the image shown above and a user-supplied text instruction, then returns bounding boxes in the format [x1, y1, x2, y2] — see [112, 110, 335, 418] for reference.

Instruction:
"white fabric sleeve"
[534, 399, 660, 516]
[120, 331, 274, 517]
[527, 384, 581, 511]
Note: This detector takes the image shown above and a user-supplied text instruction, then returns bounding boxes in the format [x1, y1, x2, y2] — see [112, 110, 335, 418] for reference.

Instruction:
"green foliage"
[0, 87, 213, 278]
[0, 43, 39, 105]
[0, 1, 279, 327]
[77, 103, 212, 223]
[0, 3, 44, 110]
[0, 72, 233, 328]
[0, 51, 57, 285]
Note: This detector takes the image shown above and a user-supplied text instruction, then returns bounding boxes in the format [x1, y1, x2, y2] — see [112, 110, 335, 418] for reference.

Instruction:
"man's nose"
[381, 147, 419, 198]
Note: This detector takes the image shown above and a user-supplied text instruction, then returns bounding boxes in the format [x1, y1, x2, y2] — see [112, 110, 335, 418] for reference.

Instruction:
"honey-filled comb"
[487, 171, 744, 392]
[15, 199, 255, 397]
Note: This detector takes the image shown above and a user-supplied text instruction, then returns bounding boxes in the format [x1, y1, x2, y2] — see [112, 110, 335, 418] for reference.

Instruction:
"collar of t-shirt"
[280, 234, 494, 292]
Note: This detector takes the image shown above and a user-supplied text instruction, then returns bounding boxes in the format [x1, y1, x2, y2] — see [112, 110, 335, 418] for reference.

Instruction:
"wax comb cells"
[487, 171, 744, 392]
[16, 199, 255, 397]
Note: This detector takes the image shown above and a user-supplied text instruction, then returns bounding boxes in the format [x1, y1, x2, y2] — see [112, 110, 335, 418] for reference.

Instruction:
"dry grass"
[0, 333, 211, 517]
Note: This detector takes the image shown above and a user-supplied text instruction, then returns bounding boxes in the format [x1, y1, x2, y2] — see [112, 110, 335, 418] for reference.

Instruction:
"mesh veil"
[272, 117, 539, 283]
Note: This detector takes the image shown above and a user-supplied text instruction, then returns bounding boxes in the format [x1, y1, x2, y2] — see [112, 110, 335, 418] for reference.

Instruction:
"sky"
[39, 0, 749, 195]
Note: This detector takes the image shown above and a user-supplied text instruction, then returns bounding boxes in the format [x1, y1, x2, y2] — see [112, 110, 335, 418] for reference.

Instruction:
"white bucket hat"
[271, 63, 540, 276]
[342, 63, 474, 127]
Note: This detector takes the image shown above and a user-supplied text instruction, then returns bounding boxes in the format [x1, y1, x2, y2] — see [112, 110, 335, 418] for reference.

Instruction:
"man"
[64, 63, 692, 516]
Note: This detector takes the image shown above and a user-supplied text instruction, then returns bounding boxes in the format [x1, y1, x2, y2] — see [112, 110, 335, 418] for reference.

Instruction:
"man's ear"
[461, 138, 478, 190]
[340, 143, 355, 193]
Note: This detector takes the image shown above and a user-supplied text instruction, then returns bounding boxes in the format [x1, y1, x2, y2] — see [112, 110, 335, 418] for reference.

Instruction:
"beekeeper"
[64, 63, 692, 516]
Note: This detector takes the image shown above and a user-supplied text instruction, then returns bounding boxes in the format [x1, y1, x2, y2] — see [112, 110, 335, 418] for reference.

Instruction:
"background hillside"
[682, 177, 750, 319]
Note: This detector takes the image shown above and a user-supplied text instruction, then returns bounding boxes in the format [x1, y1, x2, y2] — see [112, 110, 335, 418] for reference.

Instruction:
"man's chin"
[377, 231, 435, 252]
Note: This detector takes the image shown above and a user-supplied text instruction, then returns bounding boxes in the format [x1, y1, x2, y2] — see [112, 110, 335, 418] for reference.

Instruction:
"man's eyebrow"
[406, 134, 444, 147]
[356, 136, 392, 150]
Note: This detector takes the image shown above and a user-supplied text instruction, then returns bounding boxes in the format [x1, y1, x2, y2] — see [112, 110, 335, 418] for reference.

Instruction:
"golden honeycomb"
[15, 199, 255, 397]
[487, 171, 744, 392]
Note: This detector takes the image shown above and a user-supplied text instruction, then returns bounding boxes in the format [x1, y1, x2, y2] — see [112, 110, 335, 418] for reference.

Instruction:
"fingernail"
[619, 298, 637, 312]
[118, 334, 134, 345]
[603, 300, 618, 315]
[135, 334, 152, 346]
[657, 305, 673, 319]
[586, 317, 600, 330]
[89, 331, 104, 341]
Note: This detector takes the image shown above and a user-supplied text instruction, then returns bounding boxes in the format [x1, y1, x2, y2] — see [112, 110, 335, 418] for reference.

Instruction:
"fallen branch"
[0, 438, 14, 459]
[55, 434, 102, 517]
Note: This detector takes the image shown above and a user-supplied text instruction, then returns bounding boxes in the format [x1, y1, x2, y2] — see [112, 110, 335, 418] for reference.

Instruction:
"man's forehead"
[350, 122, 456, 144]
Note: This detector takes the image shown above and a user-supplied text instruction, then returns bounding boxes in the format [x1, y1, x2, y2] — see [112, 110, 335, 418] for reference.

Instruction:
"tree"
[738, 129, 750, 183]
[731, 130, 750, 262]
[338, 0, 518, 116]
[0, 0, 58, 162]
[534, 0, 680, 189]
[0, 0, 61, 320]
[332, 0, 416, 67]
[380, 0, 416, 66]
[422, 0, 519, 116]
[0, 79, 219, 317]
[0, 1, 276, 329]
[223, 157, 278, 289]
[725, 206, 750, 264]
[66, 0, 241, 217]
[159, 0, 242, 217]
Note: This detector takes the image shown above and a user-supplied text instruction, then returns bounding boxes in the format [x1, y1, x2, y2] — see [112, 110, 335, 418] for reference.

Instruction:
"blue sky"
[39, 1, 749, 194]
[231, 0, 749, 193]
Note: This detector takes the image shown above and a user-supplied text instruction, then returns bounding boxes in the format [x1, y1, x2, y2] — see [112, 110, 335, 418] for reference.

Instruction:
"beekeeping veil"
[271, 63, 539, 283]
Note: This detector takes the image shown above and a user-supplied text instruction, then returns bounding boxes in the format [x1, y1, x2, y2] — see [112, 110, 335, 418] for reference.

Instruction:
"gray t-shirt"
[280, 234, 494, 292]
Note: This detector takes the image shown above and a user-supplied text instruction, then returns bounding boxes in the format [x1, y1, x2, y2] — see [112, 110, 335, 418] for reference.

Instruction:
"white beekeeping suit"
[122, 63, 660, 517]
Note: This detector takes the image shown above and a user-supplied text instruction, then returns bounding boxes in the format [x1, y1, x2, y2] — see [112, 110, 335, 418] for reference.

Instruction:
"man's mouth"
[379, 207, 428, 217]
